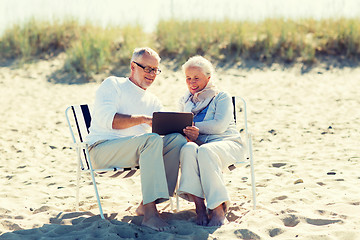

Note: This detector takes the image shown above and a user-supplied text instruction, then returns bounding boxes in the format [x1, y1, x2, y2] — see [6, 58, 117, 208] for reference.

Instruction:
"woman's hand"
[183, 125, 199, 142]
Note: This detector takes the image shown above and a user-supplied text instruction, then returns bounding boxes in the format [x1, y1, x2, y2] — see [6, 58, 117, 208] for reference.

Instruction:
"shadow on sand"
[0, 210, 221, 240]
[47, 63, 131, 85]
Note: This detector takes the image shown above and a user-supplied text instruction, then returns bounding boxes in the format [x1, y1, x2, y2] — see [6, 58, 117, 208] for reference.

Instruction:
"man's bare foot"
[193, 195, 209, 226]
[208, 203, 226, 226]
[135, 201, 144, 216]
[141, 201, 174, 231]
[142, 215, 172, 232]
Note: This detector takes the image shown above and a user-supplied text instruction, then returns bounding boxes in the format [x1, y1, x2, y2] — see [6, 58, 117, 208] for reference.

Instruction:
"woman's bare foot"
[193, 195, 209, 226]
[208, 203, 226, 226]
[195, 208, 209, 226]
[135, 201, 144, 216]
[141, 202, 173, 231]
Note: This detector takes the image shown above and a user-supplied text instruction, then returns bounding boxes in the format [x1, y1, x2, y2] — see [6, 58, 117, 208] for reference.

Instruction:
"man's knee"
[147, 132, 162, 141]
[164, 133, 187, 148]
[142, 133, 163, 150]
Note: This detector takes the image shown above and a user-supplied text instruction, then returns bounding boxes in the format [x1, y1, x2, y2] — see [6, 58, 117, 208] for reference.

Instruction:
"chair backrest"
[65, 104, 92, 170]
[232, 96, 249, 135]
[72, 105, 92, 141]
[66, 104, 141, 176]
[228, 96, 251, 170]
[232, 96, 237, 124]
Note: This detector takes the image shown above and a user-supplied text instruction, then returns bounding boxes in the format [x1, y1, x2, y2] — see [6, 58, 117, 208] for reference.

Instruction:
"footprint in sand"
[271, 163, 287, 168]
[316, 209, 347, 219]
[234, 229, 261, 240]
[305, 218, 343, 226]
[33, 206, 50, 214]
[282, 213, 343, 228]
[268, 227, 284, 237]
[226, 211, 246, 222]
[1, 220, 23, 231]
[271, 195, 288, 204]
[282, 214, 300, 227]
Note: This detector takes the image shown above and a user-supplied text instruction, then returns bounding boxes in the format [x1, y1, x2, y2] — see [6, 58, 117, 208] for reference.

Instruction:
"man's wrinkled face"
[130, 54, 160, 90]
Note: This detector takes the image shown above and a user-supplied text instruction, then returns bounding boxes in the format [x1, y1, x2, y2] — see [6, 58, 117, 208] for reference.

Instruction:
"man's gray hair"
[131, 47, 161, 63]
[182, 55, 214, 78]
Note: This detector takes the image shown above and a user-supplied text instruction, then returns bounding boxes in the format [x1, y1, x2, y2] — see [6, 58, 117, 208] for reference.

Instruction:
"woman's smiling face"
[185, 66, 211, 95]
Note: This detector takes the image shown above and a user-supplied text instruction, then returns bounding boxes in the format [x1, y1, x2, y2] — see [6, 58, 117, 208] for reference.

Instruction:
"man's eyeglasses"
[133, 61, 161, 75]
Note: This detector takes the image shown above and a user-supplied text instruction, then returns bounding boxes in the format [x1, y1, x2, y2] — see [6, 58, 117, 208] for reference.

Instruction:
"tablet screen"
[152, 112, 193, 135]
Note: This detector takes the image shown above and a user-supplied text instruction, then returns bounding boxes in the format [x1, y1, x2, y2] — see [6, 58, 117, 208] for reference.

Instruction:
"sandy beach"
[0, 54, 359, 239]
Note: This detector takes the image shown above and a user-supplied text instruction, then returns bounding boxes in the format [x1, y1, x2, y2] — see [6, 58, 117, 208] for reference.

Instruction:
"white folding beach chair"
[230, 96, 256, 210]
[65, 104, 140, 219]
[174, 96, 256, 211]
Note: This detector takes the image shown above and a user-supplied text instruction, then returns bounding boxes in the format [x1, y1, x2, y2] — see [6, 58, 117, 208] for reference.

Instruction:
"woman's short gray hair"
[131, 47, 161, 63]
[182, 55, 214, 78]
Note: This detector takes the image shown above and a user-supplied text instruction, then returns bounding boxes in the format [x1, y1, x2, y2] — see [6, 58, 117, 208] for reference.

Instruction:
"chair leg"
[170, 182, 180, 213]
[85, 148, 106, 220]
[176, 192, 180, 212]
[89, 170, 105, 219]
[248, 133, 256, 210]
[170, 197, 174, 212]
[76, 155, 81, 212]
[175, 172, 180, 212]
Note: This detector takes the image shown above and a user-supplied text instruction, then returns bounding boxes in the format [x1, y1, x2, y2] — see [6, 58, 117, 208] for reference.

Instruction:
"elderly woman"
[178, 56, 244, 226]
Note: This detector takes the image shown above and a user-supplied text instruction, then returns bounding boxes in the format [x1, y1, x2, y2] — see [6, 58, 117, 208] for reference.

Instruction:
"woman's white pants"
[178, 140, 243, 210]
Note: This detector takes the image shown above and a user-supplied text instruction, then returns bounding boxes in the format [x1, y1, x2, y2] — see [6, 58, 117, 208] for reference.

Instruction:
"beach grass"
[0, 18, 81, 61]
[157, 18, 360, 64]
[0, 17, 359, 78]
[63, 25, 115, 78]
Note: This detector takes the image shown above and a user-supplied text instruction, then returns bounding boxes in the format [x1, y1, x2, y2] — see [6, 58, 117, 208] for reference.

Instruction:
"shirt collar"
[126, 78, 146, 94]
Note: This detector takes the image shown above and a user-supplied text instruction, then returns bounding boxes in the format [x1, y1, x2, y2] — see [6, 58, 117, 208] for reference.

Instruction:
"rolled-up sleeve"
[195, 93, 233, 134]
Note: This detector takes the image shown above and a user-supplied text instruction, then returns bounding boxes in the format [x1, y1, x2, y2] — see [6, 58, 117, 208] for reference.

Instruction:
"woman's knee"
[197, 144, 212, 157]
[197, 144, 219, 166]
[181, 142, 198, 155]
[180, 142, 198, 163]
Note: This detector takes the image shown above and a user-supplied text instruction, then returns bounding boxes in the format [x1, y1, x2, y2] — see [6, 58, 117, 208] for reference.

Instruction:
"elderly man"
[86, 47, 187, 231]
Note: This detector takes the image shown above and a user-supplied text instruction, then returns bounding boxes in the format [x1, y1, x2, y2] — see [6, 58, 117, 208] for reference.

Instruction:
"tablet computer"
[152, 112, 193, 135]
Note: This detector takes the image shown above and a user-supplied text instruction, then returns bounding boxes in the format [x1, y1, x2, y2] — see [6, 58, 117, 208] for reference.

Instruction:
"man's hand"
[183, 125, 199, 142]
[141, 115, 152, 127]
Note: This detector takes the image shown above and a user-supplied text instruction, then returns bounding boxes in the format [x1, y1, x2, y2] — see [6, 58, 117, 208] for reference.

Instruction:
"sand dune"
[0, 55, 359, 239]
